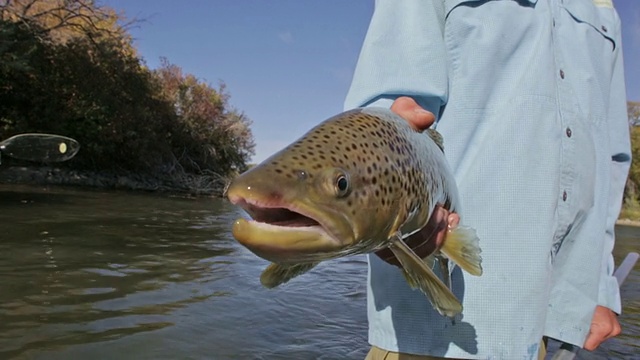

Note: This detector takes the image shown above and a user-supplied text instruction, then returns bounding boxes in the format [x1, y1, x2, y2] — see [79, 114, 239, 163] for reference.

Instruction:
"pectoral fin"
[420, 254, 452, 289]
[260, 262, 318, 288]
[438, 256, 451, 289]
[423, 254, 436, 271]
[440, 225, 483, 276]
[389, 236, 462, 317]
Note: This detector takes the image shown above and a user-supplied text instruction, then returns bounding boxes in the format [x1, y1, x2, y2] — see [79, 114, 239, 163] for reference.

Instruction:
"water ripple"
[0, 185, 636, 359]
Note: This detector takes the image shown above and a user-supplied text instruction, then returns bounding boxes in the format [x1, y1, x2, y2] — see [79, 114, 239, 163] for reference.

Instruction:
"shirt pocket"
[561, 0, 619, 124]
[561, 0, 617, 52]
[444, 0, 538, 16]
[445, 0, 486, 16]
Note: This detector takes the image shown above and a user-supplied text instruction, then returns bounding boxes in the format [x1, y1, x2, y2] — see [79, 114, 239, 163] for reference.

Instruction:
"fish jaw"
[231, 218, 342, 264]
[227, 186, 354, 264]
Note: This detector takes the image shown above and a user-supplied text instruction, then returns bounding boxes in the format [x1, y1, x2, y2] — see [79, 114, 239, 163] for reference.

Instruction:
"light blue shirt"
[344, 0, 630, 358]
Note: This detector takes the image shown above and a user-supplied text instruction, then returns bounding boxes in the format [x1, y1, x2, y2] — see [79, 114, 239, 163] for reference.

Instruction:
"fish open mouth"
[240, 201, 321, 228]
[227, 195, 345, 263]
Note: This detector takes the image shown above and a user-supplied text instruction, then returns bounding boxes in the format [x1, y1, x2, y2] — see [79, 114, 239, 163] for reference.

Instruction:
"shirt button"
[560, 69, 565, 79]
[562, 191, 567, 201]
[601, 25, 608, 32]
[566, 127, 572, 137]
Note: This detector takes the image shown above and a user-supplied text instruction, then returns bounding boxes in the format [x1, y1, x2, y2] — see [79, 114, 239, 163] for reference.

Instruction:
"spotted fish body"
[226, 107, 482, 317]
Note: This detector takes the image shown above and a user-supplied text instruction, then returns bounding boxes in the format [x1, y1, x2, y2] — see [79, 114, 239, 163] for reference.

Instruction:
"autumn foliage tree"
[154, 59, 254, 174]
[0, 0, 254, 187]
[621, 101, 640, 218]
[629, 101, 640, 126]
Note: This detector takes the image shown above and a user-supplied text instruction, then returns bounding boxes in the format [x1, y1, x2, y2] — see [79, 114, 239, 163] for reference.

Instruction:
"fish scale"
[226, 107, 483, 317]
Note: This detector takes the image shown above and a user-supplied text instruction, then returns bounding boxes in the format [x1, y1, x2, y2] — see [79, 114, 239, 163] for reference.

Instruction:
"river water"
[0, 185, 637, 359]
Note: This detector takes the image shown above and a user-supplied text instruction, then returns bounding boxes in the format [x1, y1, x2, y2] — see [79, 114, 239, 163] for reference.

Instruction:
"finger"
[583, 332, 598, 351]
[424, 210, 454, 251]
[612, 318, 622, 337]
[411, 215, 446, 257]
[606, 314, 622, 339]
[447, 213, 460, 229]
[390, 97, 436, 131]
[583, 315, 620, 351]
[584, 330, 606, 351]
[410, 206, 450, 254]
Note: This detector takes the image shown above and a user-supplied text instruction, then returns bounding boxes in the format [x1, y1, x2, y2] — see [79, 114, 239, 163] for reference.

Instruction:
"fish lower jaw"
[245, 219, 326, 234]
[231, 218, 344, 262]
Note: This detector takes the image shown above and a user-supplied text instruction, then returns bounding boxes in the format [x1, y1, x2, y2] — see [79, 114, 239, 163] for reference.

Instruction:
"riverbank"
[616, 218, 640, 227]
[0, 165, 228, 196]
[3, 165, 640, 225]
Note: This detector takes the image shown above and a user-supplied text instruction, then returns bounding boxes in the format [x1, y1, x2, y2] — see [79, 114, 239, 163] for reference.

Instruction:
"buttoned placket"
[550, 0, 579, 256]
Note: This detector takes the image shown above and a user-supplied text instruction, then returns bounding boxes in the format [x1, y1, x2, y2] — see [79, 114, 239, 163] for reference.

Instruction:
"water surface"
[0, 185, 637, 359]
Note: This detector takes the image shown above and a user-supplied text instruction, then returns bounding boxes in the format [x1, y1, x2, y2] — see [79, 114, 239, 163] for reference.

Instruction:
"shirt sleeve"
[600, 13, 630, 314]
[343, 0, 448, 115]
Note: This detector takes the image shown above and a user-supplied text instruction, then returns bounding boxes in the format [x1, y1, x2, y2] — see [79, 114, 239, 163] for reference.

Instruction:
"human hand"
[583, 305, 621, 351]
[375, 97, 460, 266]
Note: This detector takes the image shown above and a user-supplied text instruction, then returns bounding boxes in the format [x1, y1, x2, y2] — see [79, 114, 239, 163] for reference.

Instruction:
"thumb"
[390, 97, 436, 131]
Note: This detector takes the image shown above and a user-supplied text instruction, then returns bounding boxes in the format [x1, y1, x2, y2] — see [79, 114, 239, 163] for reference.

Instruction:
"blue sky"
[102, 0, 640, 163]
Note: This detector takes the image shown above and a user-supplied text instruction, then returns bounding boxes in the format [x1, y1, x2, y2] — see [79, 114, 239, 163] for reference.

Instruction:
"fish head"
[226, 109, 408, 263]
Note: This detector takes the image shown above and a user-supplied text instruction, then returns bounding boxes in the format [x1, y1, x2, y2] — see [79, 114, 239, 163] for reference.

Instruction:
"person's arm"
[600, 13, 630, 316]
[583, 13, 629, 351]
[344, 0, 448, 117]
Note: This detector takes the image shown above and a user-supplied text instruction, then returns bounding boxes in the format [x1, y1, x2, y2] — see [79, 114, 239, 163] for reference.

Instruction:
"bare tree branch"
[1, 0, 136, 44]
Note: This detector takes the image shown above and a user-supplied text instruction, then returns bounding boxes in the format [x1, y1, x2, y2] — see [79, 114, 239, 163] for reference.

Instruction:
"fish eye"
[335, 173, 350, 197]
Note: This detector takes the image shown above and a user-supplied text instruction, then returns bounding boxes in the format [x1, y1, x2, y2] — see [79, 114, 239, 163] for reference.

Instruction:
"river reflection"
[0, 185, 636, 359]
[0, 186, 238, 357]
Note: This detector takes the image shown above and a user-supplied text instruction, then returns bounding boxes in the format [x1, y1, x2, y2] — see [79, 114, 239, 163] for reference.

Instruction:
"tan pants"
[365, 340, 546, 360]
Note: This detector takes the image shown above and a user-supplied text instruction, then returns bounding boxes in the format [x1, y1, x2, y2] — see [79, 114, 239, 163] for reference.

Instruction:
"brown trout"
[225, 107, 482, 317]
